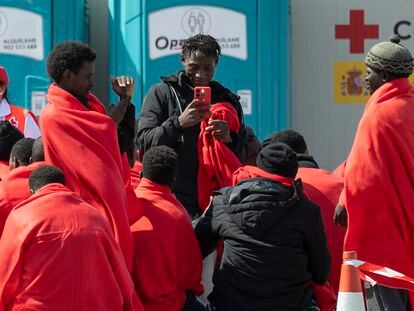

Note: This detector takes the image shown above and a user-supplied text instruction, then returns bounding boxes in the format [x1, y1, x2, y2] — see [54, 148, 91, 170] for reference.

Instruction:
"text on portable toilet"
[0, 7, 44, 61]
[148, 5, 247, 60]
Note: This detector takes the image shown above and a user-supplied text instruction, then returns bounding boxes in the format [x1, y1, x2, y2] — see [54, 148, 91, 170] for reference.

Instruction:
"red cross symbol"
[335, 10, 379, 54]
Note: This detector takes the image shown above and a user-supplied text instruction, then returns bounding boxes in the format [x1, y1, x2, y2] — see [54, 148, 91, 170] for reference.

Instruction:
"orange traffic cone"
[336, 251, 365, 311]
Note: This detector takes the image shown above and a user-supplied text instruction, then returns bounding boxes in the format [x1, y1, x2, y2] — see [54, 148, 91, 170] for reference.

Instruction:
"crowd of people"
[0, 33, 412, 311]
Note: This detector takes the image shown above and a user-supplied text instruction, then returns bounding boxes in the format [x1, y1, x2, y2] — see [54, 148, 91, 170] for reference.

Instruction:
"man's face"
[182, 51, 216, 86]
[62, 61, 95, 97]
[365, 66, 385, 95]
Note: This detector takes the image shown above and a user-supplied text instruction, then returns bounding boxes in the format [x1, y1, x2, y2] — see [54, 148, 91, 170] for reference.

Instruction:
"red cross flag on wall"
[335, 10, 379, 54]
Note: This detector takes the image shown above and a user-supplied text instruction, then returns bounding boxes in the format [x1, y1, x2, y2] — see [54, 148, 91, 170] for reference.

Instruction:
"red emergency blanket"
[197, 102, 242, 211]
[131, 178, 203, 311]
[0, 161, 44, 236]
[0, 183, 142, 310]
[343, 78, 414, 290]
[41, 83, 133, 270]
[297, 167, 345, 292]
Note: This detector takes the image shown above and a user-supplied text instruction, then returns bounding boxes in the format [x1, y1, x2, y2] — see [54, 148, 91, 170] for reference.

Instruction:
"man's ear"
[62, 69, 72, 82]
[9, 156, 19, 171]
[382, 71, 391, 82]
[29, 156, 33, 164]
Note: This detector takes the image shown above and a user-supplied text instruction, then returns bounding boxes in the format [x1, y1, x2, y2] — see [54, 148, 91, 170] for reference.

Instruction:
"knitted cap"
[365, 35, 414, 75]
[256, 142, 298, 179]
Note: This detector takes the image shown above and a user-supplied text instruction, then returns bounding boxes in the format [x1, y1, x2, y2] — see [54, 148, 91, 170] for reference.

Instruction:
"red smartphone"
[194, 86, 211, 106]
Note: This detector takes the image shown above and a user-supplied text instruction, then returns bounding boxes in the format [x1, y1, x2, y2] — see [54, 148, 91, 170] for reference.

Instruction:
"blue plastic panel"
[0, 0, 86, 112]
[109, 0, 291, 139]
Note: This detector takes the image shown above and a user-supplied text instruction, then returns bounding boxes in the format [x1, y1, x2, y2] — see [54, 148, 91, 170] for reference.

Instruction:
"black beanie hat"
[0, 121, 24, 161]
[256, 142, 298, 178]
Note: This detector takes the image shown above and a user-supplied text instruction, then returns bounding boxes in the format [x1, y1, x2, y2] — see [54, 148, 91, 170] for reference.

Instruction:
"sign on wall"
[334, 9, 414, 104]
[148, 5, 247, 60]
[292, 1, 414, 170]
[0, 7, 44, 61]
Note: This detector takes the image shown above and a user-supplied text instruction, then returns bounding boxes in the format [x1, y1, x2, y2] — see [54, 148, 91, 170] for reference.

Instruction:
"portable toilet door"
[0, 0, 86, 116]
[109, 0, 291, 139]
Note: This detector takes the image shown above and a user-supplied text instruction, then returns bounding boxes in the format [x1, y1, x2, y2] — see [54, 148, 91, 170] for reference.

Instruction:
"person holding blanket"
[334, 35, 414, 310]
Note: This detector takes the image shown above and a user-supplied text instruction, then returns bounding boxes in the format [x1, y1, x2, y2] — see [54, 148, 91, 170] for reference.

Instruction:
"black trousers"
[365, 284, 411, 311]
[183, 291, 208, 311]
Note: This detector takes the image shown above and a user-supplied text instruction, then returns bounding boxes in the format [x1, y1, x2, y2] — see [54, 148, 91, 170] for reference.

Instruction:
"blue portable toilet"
[109, 0, 290, 139]
[0, 0, 87, 115]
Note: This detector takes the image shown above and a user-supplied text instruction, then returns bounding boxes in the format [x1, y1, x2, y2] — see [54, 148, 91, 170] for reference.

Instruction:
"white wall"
[89, 0, 109, 105]
[291, 0, 414, 170]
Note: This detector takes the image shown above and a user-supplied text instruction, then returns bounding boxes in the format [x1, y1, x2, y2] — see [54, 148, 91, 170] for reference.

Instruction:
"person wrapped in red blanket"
[41, 42, 135, 269]
[0, 137, 44, 236]
[131, 146, 205, 311]
[197, 102, 242, 211]
[0, 165, 142, 310]
[262, 129, 345, 293]
[335, 35, 414, 310]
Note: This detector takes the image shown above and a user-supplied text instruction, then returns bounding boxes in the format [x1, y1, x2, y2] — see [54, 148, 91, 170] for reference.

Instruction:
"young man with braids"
[137, 34, 258, 218]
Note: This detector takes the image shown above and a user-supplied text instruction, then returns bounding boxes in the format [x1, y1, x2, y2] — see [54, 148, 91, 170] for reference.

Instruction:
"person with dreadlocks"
[137, 34, 259, 218]
[334, 35, 414, 310]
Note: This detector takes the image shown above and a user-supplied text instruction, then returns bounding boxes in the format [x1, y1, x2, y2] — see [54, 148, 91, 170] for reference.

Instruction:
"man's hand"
[108, 99, 129, 125]
[178, 99, 211, 128]
[111, 76, 134, 99]
[205, 119, 232, 144]
[334, 203, 348, 228]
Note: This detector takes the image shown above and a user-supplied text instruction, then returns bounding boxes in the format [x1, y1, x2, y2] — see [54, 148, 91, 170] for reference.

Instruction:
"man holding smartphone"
[137, 34, 258, 218]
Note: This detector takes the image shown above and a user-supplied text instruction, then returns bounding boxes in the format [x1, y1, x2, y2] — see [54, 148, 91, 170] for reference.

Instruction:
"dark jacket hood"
[297, 153, 319, 169]
[220, 177, 303, 237]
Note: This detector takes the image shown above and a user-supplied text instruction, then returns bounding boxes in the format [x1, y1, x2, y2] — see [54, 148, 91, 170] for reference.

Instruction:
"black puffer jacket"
[194, 178, 331, 311]
[136, 71, 260, 217]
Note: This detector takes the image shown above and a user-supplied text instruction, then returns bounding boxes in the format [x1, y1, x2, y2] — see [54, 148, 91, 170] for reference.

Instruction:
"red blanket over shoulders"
[332, 160, 346, 178]
[197, 102, 242, 211]
[131, 178, 203, 311]
[0, 161, 45, 236]
[41, 83, 133, 270]
[0, 183, 142, 310]
[343, 78, 414, 289]
[131, 160, 142, 190]
[297, 167, 345, 292]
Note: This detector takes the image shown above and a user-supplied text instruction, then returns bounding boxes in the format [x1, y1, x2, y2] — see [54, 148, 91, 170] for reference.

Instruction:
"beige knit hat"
[365, 35, 413, 75]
